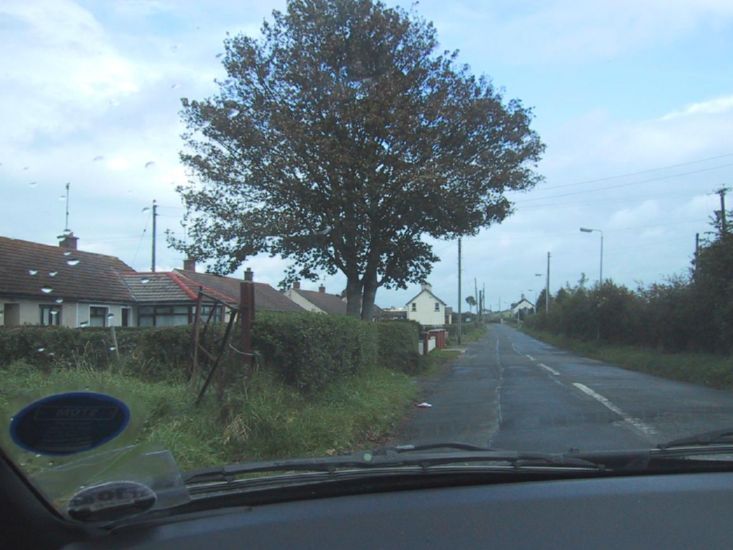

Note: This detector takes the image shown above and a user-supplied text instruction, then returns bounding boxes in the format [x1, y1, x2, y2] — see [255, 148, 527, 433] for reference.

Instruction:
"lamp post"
[580, 227, 604, 286]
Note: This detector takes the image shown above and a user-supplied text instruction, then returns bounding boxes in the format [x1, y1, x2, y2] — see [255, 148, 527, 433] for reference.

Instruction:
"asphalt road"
[397, 324, 733, 453]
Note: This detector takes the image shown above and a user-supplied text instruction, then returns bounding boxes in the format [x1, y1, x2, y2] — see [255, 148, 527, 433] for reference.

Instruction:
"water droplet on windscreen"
[109, 346, 116, 351]
[63, 228, 72, 236]
[141, 278, 150, 284]
[41, 287, 53, 294]
[215, 53, 223, 59]
[144, 161, 156, 169]
[55, 298, 64, 304]
[28, 269, 37, 276]
[79, 321, 89, 328]
[63, 250, 72, 256]
[48, 271, 58, 277]
[93, 155, 104, 162]
[171, 44, 180, 52]
[28, 181, 38, 187]
[23, 166, 29, 170]
[58, 195, 66, 201]
[34, 454, 42, 458]
[36, 347, 45, 352]
[48, 352, 55, 357]
[141, 207, 151, 213]
[227, 108, 239, 118]
[171, 83, 179, 89]
[106, 312, 115, 320]
[66, 259, 80, 266]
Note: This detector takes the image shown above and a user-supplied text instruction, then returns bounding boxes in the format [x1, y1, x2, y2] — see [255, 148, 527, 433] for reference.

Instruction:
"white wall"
[406, 290, 445, 326]
[0, 299, 134, 328]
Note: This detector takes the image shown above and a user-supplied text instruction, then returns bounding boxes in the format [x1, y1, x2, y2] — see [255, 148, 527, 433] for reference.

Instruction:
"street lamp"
[580, 227, 604, 286]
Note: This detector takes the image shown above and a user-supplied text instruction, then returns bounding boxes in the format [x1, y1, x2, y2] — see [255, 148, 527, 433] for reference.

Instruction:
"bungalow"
[0, 234, 135, 328]
[284, 282, 347, 315]
[405, 283, 447, 327]
[0, 234, 304, 328]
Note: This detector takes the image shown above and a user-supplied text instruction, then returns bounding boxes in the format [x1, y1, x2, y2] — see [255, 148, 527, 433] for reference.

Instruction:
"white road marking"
[572, 383, 658, 439]
[525, 354, 536, 362]
[538, 363, 560, 376]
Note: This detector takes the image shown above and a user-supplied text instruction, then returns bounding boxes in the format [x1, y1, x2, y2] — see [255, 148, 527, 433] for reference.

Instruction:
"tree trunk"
[361, 272, 378, 321]
[345, 276, 363, 318]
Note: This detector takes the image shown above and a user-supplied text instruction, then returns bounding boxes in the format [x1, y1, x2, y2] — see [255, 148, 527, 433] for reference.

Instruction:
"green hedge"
[0, 326, 194, 379]
[377, 321, 420, 373]
[252, 312, 378, 393]
[0, 314, 419, 391]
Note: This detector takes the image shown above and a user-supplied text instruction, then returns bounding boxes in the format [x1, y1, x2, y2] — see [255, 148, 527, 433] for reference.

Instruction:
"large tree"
[173, 0, 544, 319]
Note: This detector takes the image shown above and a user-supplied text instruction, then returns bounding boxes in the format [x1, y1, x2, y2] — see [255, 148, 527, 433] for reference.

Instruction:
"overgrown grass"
[0, 360, 417, 475]
[522, 327, 733, 390]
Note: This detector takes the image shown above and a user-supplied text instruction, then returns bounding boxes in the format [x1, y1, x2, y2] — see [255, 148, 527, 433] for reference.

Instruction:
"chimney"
[244, 267, 253, 282]
[59, 232, 78, 250]
[183, 258, 196, 272]
[318, 284, 326, 294]
[420, 281, 431, 291]
[293, 281, 300, 290]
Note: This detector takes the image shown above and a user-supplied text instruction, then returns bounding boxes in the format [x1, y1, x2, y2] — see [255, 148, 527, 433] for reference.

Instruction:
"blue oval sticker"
[10, 392, 130, 456]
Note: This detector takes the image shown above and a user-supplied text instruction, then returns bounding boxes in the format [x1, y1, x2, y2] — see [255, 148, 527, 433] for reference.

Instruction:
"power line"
[536, 152, 733, 192]
[519, 162, 733, 203]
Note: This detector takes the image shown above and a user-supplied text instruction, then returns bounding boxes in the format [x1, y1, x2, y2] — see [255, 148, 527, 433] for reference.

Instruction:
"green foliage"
[252, 312, 379, 393]
[172, 0, 543, 319]
[0, 326, 193, 380]
[376, 321, 420, 373]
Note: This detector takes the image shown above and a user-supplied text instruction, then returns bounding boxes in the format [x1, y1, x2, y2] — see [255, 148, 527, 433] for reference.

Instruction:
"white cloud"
[661, 95, 733, 120]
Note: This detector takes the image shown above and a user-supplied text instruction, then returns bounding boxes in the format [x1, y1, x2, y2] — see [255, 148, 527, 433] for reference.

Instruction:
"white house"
[511, 296, 535, 317]
[405, 283, 447, 327]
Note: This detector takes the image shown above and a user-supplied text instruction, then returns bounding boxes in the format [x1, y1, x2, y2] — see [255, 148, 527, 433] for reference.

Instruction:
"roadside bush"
[377, 321, 420, 373]
[252, 312, 378, 393]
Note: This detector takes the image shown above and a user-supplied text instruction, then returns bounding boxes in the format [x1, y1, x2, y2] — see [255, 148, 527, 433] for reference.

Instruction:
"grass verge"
[521, 327, 733, 390]
[0, 360, 417, 474]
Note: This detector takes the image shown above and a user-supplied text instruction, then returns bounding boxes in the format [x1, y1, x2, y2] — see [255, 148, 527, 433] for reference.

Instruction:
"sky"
[2, 0, 733, 310]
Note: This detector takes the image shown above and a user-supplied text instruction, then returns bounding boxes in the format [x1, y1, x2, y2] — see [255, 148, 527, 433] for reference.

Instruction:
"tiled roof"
[0, 236, 134, 303]
[293, 288, 347, 315]
[120, 272, 201, 303]
[405, 287, 447, 307]
[174, 269, 305, 313]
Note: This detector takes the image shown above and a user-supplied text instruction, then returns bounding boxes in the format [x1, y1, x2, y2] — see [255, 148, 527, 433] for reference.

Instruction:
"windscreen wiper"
[184, 444, 602, 485]
[658, 428, 733, 450]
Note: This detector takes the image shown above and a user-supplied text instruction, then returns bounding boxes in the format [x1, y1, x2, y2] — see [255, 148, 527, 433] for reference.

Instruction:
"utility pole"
[151, 200, 158, 272]
[474, 278, 478, 315]
[715, 187, 729, 236]
[457, 238, 462, 345]
[546, 252, 551, 314]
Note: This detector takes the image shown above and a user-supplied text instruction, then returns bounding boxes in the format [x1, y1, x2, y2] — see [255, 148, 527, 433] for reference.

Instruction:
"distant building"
[405, 282, 447, 327]
[511, 296, 535, 318]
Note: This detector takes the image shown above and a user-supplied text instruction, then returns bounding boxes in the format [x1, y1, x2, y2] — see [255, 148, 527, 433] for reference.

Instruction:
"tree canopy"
[172, 0, 544, 319]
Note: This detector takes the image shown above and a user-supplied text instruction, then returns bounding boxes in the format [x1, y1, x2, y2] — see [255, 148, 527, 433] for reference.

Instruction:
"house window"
[138, 305, 192, 327]
[434, 302, 440, 312]
[200, 304, 223, 323]
[411, 303, 416, 312]
[121, 308, 130, 327]
[40, 305, 61, 326]
[89, 306, 108, 327]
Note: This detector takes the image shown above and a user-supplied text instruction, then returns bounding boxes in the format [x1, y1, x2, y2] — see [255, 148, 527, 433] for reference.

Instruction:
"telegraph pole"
[546, 252, 551, 314]
[715, 187, 729, 235]
[457, 238, 462, 345]
[474, 278, 478, 315]
[151, 200, 158, 272]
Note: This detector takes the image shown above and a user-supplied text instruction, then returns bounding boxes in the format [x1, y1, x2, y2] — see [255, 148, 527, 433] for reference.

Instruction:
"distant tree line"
[527, 209, 733, 354]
